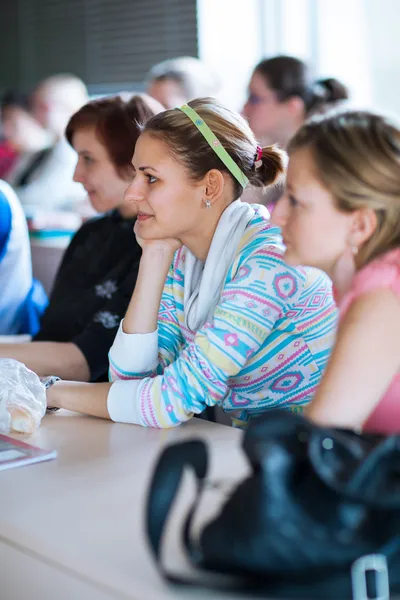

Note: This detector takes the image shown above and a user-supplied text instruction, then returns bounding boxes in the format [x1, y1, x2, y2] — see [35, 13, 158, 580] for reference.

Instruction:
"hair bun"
[249, 145, 287, 188]
[315, 78, 349, 103]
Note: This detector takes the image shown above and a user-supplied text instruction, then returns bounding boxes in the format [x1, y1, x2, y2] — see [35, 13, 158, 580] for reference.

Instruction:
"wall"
[198, 0, 400, 119]
[365, 0, 400, 117]
[197, 0, 265, 111]
[311, 0, 372, 109]
[0, 0, 198, 94]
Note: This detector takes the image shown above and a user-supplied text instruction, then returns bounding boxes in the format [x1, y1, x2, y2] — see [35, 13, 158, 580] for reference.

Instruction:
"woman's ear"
[350, 207, 378, 249]
[286, 96, 306, 119]
[203, 169, 225, 207]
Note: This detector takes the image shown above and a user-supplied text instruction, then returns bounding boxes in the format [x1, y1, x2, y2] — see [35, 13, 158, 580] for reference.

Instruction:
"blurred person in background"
[1, 90, 51, 182]
[242, 55, 349, 208]
[12, 74, 89, 213]
[0, 139, 18, 181]
[243, 56, 349, 149]
[146, 56, 219, 109]
[0, 179, 47, 335]
[0, 94, 163, 382]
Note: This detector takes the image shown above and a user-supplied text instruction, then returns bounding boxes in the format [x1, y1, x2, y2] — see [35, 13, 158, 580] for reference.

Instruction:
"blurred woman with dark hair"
[0, 93, 163, 382]
[243, 55, 349, 149]
[241, 56, 349, 208]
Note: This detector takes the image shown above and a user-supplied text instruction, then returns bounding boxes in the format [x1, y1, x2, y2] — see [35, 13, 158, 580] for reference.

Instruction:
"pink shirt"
[339, 248, 400, 434]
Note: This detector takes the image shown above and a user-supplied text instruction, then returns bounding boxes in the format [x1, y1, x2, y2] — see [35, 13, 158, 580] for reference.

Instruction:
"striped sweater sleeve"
[108, 255, 184, 382]
[107, 248, 305, 428]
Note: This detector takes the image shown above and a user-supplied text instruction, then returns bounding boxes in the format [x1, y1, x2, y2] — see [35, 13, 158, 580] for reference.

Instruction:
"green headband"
[178, 104, 249, 189]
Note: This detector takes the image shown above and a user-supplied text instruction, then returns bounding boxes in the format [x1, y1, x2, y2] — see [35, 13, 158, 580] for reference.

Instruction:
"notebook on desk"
[0, 434, 57, 472]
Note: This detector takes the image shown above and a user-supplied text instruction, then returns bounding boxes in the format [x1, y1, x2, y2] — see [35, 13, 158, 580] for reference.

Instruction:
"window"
[197, 0, 373, 111]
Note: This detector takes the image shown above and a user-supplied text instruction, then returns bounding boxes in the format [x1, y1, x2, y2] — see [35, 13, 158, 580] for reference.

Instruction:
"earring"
[205, 199, 211, 208]
[351, 245, 359, 256]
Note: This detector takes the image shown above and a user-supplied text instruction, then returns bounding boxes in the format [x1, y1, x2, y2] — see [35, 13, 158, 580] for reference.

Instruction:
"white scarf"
[183, 200, 256, 332]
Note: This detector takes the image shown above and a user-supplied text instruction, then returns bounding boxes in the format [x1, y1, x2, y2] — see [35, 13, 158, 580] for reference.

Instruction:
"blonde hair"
[147, 57, 219, 101]
[142, 97, 286, 200]
[289, 110, 400, 267]
[38, 74, 88, 114]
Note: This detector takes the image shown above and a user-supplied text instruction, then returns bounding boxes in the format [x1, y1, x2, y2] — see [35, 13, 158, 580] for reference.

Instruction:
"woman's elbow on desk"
[47, 378, 193, 428]
[47, 379, 148, 426]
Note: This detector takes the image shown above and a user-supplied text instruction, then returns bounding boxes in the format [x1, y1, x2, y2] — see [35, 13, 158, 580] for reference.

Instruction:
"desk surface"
[0, 412, 256, 600]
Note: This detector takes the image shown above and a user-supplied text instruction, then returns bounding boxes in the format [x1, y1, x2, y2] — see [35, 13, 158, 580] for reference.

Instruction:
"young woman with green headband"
[24, 98, 337, 428]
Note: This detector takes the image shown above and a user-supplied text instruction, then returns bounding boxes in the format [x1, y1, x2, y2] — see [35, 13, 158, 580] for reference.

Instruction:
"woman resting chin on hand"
[47, 98, 337, 428]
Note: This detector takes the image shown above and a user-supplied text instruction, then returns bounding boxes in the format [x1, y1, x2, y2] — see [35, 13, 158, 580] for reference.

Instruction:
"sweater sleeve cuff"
[107, 379, 144, 424]
[108, 320, 159, 375]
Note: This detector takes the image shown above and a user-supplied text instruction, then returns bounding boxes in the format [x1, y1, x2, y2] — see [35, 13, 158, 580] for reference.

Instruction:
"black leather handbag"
[146, 410, 400, 599]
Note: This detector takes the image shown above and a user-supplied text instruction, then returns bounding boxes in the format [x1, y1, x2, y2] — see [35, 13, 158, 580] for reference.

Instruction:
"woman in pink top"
[272, 110, 400, 434]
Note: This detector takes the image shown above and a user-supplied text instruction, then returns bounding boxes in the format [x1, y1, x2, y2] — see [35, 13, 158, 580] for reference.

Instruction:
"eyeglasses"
[246, 92, 275, 106]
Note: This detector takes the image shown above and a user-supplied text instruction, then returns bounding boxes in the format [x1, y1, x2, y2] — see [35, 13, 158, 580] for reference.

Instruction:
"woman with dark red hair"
[0, 94, 163, 382]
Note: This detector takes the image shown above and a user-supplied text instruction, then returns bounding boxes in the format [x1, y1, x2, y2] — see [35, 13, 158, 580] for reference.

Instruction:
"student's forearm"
[47, 381, 112, 419]
[0, 341, 90, 381]
[123, 248, 173, 334]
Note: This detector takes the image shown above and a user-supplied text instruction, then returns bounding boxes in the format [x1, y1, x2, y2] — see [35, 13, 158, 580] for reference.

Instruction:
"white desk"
[0, 412, 255, 600]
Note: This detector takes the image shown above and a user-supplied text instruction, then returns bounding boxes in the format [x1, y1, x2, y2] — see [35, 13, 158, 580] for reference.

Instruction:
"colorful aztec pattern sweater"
[107, 208, 337, 428]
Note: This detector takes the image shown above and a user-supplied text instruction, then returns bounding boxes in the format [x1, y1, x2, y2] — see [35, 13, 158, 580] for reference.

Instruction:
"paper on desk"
[0, 434, 57, 471]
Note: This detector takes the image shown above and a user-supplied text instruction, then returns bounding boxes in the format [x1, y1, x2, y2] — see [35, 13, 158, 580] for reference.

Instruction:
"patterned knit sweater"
[107, 208, 337, 428]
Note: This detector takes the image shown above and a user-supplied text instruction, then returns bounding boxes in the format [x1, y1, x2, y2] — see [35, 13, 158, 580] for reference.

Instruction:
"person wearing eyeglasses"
[241, 56, 348, 209]
[243, 56, 348, 150]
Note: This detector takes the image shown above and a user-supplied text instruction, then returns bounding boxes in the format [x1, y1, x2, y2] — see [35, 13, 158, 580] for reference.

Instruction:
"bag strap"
[146, 438, 264, 591]
[146, 439, 208, 568]
[145, 436, 398, 598]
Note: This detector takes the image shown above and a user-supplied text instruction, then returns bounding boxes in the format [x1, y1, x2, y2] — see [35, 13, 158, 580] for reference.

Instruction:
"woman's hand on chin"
[134, 224, 182, 255]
